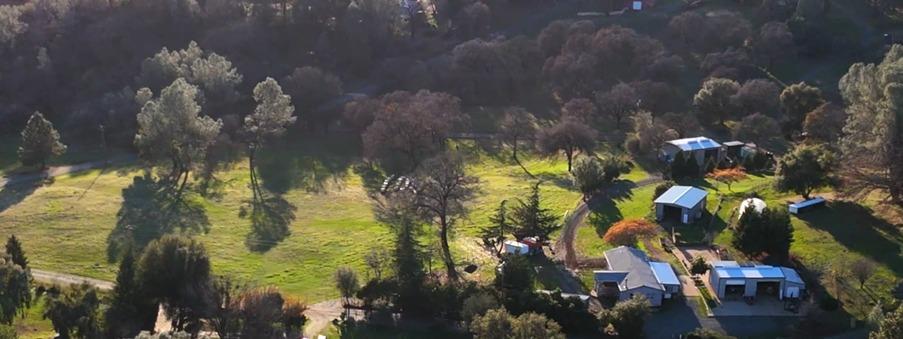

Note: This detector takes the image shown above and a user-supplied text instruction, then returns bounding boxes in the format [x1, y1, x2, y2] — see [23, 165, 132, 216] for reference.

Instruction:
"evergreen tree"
[511, 183, 560, 241]
[0, 257, 30, 325]
[732, 207, 794, 263]
[4, 235, 27, 270]
[243, 77, 296, 201]
[392, 210, 427, 314]
[669, 152, 687, 179]
[17, 111, 67, 169]
[105, 250, 157, 338]
[684, 153, 700, 177]
[480, 200, 510, 257]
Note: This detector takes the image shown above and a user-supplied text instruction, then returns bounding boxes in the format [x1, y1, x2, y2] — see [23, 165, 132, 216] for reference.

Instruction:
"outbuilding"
[709, 261, 806, 301]
[654, 186, 708, 224]
[660, 136, 724, 167]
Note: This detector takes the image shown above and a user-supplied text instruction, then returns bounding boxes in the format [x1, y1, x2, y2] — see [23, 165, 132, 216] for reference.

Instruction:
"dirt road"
[0, 155, 136, 187]
[31, 269, 114, 291]
[554, 176, 663, 267]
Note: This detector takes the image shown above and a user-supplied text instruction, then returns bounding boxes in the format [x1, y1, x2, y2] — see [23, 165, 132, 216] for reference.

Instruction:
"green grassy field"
[0, 136, 589, 302]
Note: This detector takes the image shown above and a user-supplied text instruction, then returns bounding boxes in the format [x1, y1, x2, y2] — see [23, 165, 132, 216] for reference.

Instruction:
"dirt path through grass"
[555, 176, 662, 267]
[0, 155, 135, 187]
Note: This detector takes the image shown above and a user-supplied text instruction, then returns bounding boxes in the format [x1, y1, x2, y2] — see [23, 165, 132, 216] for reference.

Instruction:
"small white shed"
[504, 240, 529, 256]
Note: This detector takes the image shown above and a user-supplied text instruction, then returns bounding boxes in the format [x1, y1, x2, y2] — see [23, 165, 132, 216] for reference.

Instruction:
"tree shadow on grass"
[797, 201, 903, 275]
[106, 175, 210, 262]
[605, 180, 636, 202]
[255, 134, 355, 194]
[241, 191, 296, 252]
[0, 174, 46, 214]
[587, 198, 624, 238]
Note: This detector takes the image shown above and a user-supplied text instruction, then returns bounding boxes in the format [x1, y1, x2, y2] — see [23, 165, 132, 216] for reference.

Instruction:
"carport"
[654, 186, 708, 224]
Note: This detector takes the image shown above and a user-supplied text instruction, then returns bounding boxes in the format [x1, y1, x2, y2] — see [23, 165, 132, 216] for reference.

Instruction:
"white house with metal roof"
[593, 246, 680, 306]
[660, 136, 724, 167]
[654, 186, 708, 224]
[709, 261, 805, 300]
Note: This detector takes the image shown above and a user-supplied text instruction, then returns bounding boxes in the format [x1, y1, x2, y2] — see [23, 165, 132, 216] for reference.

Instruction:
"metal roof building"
[654, 186, 708, 224]
[660, 136, 726, 168]
[666, 137, 722, 151]
[709, 261, 806, 300]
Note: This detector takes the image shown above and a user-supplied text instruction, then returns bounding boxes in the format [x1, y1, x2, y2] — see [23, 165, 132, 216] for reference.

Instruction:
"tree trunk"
[249, 148, 260, 202]
[566, 149, 574, 172]
[438, 218, 458, 281]
[175, 169, 190, 201]
[512, 139, 518, 162]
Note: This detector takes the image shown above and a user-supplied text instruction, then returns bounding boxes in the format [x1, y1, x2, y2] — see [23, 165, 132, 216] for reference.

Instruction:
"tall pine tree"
[480, 200, 510, 257]
[511, 183, 560, 241]
[5, 235, 27, 270]
[105, 250, 157, 337]
[18, 111, 66, 169]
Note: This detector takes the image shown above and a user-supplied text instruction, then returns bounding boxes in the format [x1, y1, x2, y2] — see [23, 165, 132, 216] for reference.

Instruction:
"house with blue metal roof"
[709, 261, 805, 301]
[654, 186, 708, 224]
[660, 136, 725, 167]
[593, 246, 680, 306]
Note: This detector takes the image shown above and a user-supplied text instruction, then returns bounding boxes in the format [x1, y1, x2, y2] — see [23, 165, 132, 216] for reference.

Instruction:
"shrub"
[603, 219, 659, 247]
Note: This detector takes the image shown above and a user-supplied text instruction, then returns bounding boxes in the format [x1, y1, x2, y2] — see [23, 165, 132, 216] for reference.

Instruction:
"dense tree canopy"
[281, 66, 342, 129]
[780, 82, 825, 133]
[732, 207, 794, 263]
[0, 256, 30, 325]
[839, 45, 903, 206]
[470, 308, 565, 339]
[694, 78, 739, 125]
[776, 144, 834, 199]
[137, 235, 213, 333]
[135, 78, 223, 196]
[43, 284, 102, 339]
[361, 90, 465, 171]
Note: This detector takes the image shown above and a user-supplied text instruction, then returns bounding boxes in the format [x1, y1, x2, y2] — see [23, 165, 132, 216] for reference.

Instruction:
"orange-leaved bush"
[603, 219, 659, 247]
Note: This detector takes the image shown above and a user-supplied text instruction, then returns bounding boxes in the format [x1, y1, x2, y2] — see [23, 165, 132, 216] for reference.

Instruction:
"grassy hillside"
[0, 136, 595, 301]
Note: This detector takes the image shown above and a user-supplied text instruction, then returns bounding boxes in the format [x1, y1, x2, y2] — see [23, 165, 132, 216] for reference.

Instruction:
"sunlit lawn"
[0, 136, 587, 302]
